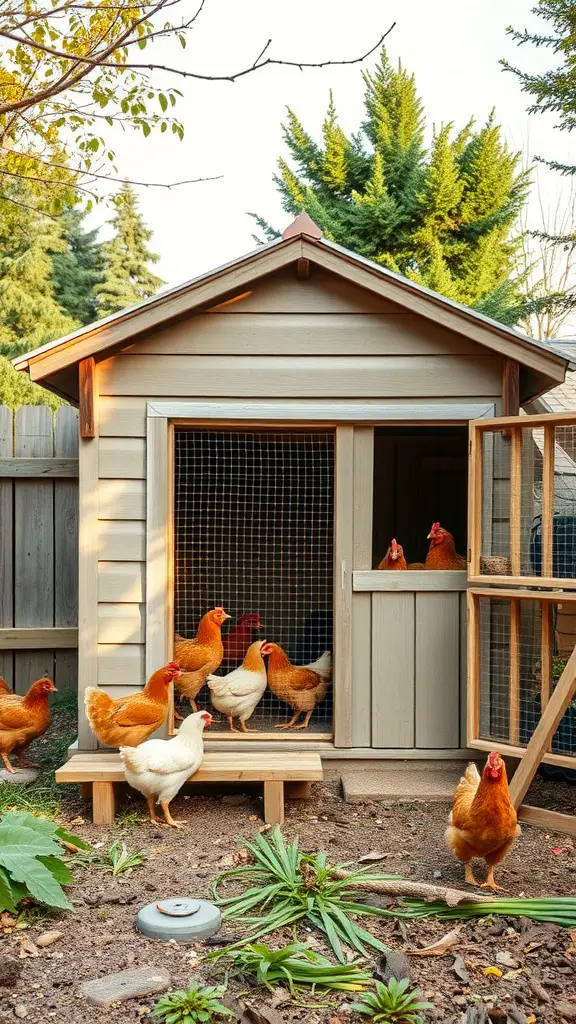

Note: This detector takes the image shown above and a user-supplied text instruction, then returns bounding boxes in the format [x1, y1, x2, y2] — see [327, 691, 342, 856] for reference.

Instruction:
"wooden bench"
[55, 751, 324, 825]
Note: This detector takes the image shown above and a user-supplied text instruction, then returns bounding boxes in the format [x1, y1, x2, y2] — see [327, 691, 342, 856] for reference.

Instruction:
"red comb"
[430, 521, 441, 533]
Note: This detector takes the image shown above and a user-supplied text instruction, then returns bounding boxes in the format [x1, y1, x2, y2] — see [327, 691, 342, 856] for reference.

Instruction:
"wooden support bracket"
[79, 357, 97, 439]
[502, 359, 520, 418]
[296, 257, 310, 280]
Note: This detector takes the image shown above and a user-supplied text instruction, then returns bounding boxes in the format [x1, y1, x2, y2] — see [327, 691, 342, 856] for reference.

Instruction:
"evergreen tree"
[95, 184, 164, 317]
[52, 207, 104, 326]
[253, 48, 531, 324]
[503, 0, 576, 328]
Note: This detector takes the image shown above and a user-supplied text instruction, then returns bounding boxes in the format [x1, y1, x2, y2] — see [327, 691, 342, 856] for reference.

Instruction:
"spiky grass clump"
[351, 978, 434, 1023]
[213, 826, 398, 962]
[212, 941, 373, 995]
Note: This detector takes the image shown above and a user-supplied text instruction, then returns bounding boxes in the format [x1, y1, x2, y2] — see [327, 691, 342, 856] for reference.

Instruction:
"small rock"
[0, 768, 39, 786]
[488, 1010, 507, 1023]
[453, 955, 471, 984]
[36, 931, 64, 949]
[376, 951, 410, 983]
[79, 966, 170, 1007]
[508, 1011, 528, 1024]
[221, 794, 249, 806]
[217, 854, 235, 868]
[433, 870, 442, 879]
[13, 1007, 28, 1020]
[557, 1004, 576, 1022]
[0, 956, 22, 988]
[528, 978, 550, 1003]
[496, 950, 519, 969]
[360, 894, 393, 910]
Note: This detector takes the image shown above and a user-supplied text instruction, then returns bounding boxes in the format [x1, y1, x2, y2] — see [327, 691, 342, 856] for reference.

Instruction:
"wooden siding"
[90, 264, 496, 735]
[98, 354, 501, 398]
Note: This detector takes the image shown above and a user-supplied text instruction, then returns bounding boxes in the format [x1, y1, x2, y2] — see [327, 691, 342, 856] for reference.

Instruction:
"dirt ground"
[1, 711, 576, 1024]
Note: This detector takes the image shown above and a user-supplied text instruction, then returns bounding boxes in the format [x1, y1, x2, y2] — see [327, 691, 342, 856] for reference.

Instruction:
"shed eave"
[13, 230, 569, 390]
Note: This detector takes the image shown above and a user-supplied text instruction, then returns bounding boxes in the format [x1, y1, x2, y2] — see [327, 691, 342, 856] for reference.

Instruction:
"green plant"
[75, 839, 145, 876]
[213, 941, 373, 996]
[213, 827, 396, 962]
[351, 978, 434, 1023]
[0, 809, 89, 912]
[396, 897, 576, 927]
[151, 983, 234, 1024]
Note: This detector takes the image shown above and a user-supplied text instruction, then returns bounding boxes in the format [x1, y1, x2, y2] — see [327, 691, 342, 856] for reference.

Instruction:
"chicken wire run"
[479, 424, 576, 580]
[173, 428, 334, 735]
[476, 594, 576, 759]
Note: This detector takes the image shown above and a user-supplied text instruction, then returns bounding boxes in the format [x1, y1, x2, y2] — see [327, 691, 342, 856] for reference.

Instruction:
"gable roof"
[13, 221, 571, 404]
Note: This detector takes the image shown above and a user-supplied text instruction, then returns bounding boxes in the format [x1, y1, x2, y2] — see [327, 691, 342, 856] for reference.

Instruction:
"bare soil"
[1, 722, 576, 1024]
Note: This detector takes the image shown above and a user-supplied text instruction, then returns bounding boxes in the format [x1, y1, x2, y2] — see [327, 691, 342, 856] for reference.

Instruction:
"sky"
[92, 0, 574, 300]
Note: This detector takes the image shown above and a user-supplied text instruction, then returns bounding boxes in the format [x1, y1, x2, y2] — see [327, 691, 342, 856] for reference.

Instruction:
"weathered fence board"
[0, 406, 79, 693]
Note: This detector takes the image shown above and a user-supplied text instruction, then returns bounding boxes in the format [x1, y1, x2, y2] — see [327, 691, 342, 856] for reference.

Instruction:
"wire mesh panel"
[473, 416, 576, 585]
[174, 428, 334, 735]
[471, 591, 576, 762]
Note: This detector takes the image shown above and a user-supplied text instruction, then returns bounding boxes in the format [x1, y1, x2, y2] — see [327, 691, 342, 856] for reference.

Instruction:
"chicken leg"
[1, 752, 15, 774]
[146, 794, 162, 825]
[160, 801, 185, 829]
[480, 867, 506, 892]
[239, 720, 257, 733]
[464, 862, 480, 886]
[275, 710, 302, 729]
[293, 710, 313, 730]
[227, 715, 239, 733]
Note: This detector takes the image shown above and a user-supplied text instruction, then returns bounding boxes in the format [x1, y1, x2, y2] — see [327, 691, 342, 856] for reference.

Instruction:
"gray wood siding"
[90, 263, 492, 735]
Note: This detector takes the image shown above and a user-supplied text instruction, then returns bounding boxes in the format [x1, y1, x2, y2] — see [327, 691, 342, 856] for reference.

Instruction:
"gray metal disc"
[136, 897, 221, 942]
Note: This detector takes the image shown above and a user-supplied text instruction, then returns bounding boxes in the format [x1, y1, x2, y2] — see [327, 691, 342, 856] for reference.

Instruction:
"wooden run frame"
[468, 410, 576, 588]
[467, 587, 576, 836]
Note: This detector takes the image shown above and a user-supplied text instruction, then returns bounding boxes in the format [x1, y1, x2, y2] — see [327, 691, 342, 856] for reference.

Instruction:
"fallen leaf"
[496, 950, 519, 968]
[36, 931, 64, 948]
[218, 854, 236, 868]
[69, 817, 85, 826]
[528, 978, 550, 1003]
[248, 815, 258, 822]
[483, 966, 503, 978]
[452, 954, 470, 984]
[407, 926, 463, 956]
[523, 941, 544, 953]
[240, 1004, 285, 1024]
[18, 937, 39, 958]
[359, 851, 388, 863]
[526, 1017, 536, 1024]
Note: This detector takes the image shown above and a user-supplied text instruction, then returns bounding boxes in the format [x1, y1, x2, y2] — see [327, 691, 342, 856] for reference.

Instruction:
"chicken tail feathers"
[119, 746, 139, 773]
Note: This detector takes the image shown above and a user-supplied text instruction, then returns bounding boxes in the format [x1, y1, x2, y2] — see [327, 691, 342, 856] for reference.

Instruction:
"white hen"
[206, 640, 267, 732]
[119, 710, 212, 827]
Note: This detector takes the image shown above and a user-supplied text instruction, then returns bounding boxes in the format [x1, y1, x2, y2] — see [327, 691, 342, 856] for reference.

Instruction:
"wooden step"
[56, 751, 323, 826]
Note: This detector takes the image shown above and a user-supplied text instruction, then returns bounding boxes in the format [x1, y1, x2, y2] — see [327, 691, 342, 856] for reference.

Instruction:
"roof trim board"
[13, 230, 569, 387]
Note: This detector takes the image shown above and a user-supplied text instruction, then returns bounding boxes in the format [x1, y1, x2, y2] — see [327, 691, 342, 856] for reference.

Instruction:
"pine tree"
[95, 183, 164, 317]
[503, 0, 576, 328]
[253, 48, 530, 324]
[52, 207, 104, 326]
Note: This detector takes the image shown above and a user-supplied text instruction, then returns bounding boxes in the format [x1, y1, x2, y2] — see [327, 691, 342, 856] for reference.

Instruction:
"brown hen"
[425, 522, 466, 570]
[0, 677, 57, 773]
[84, 662, 179, 748]
[262, 643, 331, 730]
[378, 538, 408, 570]
[174, 607, 230, 712]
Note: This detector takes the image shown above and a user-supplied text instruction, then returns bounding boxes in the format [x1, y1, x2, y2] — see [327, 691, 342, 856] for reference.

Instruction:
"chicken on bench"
[55, 751, 323, 825]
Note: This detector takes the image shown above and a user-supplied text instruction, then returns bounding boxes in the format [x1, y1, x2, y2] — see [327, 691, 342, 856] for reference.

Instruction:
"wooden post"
[502, 360, 520, 417]
[468, 424, 482, 575]
[509, 598, 520, 745]
[541, 423, 555, 578]
[509, 641, 576, 808]
[79, 358, 97, 438]
[296, 258, 310, 280]
[510, 428, 522, 576]
[92, 781, 116, 825]
[263, 781, 284, 825]
[540, 601, 552, 713]
[467, 591, 480, 744]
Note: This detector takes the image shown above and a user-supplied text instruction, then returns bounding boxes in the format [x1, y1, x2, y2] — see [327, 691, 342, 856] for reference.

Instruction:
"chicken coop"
[15, 214, 572, 770]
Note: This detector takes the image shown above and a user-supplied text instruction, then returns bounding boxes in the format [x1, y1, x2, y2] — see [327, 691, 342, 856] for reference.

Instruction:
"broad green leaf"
[0, 867, 17, 913]
[159, 93, 168, 112]
[0, 825, 62, 857]
[54, 827, 90, 851]
[1, 811, 58, 835]
[0, 853, 72, 910]
[38, 856, 74, 887]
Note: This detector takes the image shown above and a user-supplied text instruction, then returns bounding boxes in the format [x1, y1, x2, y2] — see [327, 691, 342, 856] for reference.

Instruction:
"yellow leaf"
[483, 966, 503, 978]
[526, 1017, 536, 1024]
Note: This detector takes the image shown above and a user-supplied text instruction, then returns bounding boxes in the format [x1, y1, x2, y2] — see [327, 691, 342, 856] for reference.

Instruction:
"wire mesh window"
[477, 420, 576, 582]
[473, 593, 576, 760]
[174, 428, 334, 735]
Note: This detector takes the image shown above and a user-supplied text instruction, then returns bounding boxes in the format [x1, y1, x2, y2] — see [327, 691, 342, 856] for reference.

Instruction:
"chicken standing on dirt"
[446, 752, 520, 890]
[120, 710, 212, 828]
[425, 522, 467, 570]
[0, 677, 57, 773]
[207, 640, 268, 732]
[174, 607, 230, 714]
[378, 538, 408, 570]
[263, 643, 331, 730]
[84, 662, 180, 748]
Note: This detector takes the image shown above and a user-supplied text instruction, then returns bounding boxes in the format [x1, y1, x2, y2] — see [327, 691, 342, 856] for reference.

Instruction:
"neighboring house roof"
[13, 214, 572, 404]
[531, 341, 576, 414]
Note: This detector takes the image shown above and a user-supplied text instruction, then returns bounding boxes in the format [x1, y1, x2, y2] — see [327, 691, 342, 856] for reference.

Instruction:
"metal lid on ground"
[136, 897, 221, 942]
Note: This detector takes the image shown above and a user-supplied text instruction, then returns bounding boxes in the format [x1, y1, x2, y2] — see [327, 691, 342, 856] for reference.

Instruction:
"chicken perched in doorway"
[207, 640, 267, 732]
[84, 662, 179, 748]
[221, 613, 263, 672]
[446, 752, 520, 890]
[174, 607, 231, 714]
[262, 643, 331, 730]
[0, 677, 57, 773]
[425, 522, 467, 570]
[120, 710, 212, 828]
[378, 538, 408, 570]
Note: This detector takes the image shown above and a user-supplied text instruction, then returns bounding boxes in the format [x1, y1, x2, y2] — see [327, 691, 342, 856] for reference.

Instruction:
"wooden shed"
[15, 214, 572, 769]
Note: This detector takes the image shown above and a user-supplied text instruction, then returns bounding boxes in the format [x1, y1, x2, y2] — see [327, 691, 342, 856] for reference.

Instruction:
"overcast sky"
[93, 0, 572, 295]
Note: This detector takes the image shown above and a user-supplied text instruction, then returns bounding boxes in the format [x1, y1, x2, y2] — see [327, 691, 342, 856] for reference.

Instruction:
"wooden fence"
[0, 405, 79, 693]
